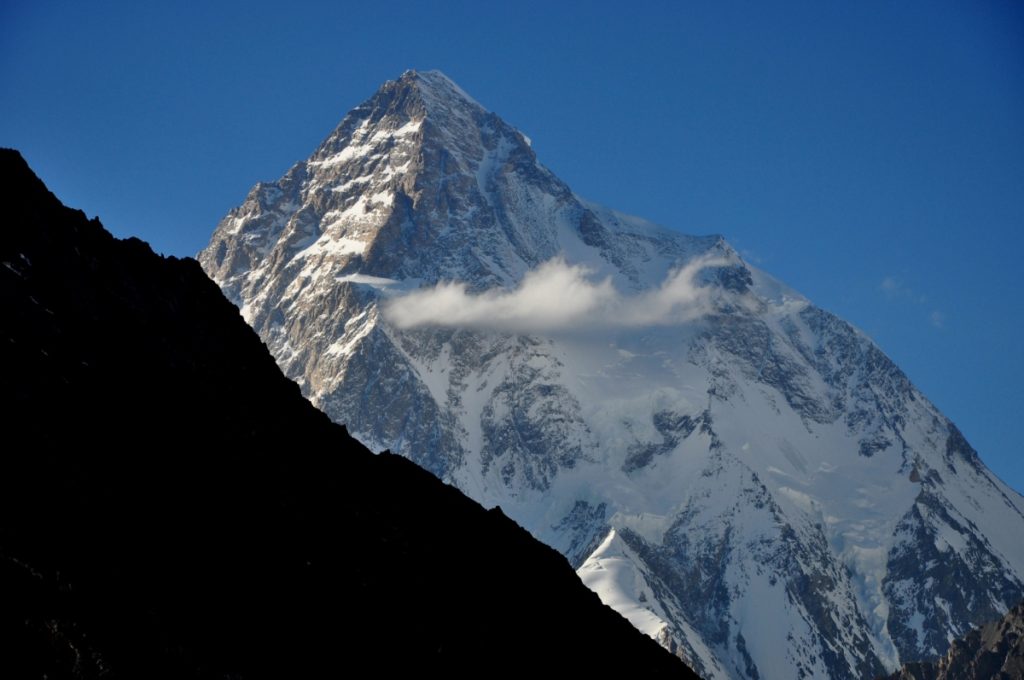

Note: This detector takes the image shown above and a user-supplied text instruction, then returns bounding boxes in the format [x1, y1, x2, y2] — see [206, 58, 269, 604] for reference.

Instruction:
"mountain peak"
[306, 69, 492, 170]
[205, 68, 586, 300]
[398, 69, 485, 112]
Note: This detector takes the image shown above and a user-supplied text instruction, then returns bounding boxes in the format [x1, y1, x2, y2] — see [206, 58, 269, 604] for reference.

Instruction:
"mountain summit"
[201, 72, 1024, 679]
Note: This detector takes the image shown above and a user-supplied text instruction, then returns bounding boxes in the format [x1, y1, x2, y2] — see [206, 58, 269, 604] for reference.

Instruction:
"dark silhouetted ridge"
[0, 149, 689, 678]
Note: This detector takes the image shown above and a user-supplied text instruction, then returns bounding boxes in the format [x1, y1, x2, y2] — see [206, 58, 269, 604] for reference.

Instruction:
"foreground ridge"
[0, 149, 687, 677]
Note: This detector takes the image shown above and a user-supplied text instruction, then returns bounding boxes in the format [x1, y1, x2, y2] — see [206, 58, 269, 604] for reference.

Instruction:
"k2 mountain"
[202, 71, 1024, 680]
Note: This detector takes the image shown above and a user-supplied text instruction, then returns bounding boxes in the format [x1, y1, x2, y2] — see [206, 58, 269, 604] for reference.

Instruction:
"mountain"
[0, 148, 687, 677]
[200, 70, 1024, 679]
[884, 600, 1024, 680]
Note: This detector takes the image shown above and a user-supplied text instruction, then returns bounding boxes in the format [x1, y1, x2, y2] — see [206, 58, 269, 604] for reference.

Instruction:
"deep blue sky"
[4, 1, 1022, 491]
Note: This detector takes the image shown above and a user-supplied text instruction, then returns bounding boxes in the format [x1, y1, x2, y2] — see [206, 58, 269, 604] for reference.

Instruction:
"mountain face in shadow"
[0, 149, 688, 678]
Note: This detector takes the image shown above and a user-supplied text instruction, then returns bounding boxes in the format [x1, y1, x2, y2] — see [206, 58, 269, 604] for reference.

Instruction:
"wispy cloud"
[879, 276, 927, 304]
[739, 248, 764, 265]
[878, 276, 900, 296]
[383, 254, 730, 332]
[878, 275, 945, 329]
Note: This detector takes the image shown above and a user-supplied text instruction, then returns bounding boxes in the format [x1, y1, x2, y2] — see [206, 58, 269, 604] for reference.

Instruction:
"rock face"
[200, 71, 1024, 679]
[0, 149, 687, 678]
[884, 600, 1024, 680]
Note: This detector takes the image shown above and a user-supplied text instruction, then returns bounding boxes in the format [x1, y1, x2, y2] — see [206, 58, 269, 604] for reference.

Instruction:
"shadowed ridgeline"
[0, 149, 690, 678]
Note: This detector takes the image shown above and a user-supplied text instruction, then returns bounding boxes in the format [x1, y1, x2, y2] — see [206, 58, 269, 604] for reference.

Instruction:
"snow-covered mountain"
[200, 70, 1024, 679]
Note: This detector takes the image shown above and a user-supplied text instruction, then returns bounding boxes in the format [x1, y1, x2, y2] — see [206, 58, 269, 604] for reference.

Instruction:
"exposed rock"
[884, 600, 1024, 680]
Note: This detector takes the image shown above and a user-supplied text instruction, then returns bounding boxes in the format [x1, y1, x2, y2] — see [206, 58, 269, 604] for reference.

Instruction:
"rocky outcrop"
[884, 600, 1024, 679]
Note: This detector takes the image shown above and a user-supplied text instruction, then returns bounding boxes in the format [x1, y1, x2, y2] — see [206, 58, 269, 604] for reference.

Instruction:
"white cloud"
[879, 276, 901, 296]
[879, 275, 946, 329]
[383, 254, 731, 332]
[879, 276, 928, 304]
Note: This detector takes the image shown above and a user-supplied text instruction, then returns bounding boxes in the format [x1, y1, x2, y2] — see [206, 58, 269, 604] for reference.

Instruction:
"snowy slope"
[200, 70, 1024, 679]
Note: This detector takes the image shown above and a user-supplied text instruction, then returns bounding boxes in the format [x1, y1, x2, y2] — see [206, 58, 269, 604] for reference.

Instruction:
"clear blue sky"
[3, 1, 1022, 491]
